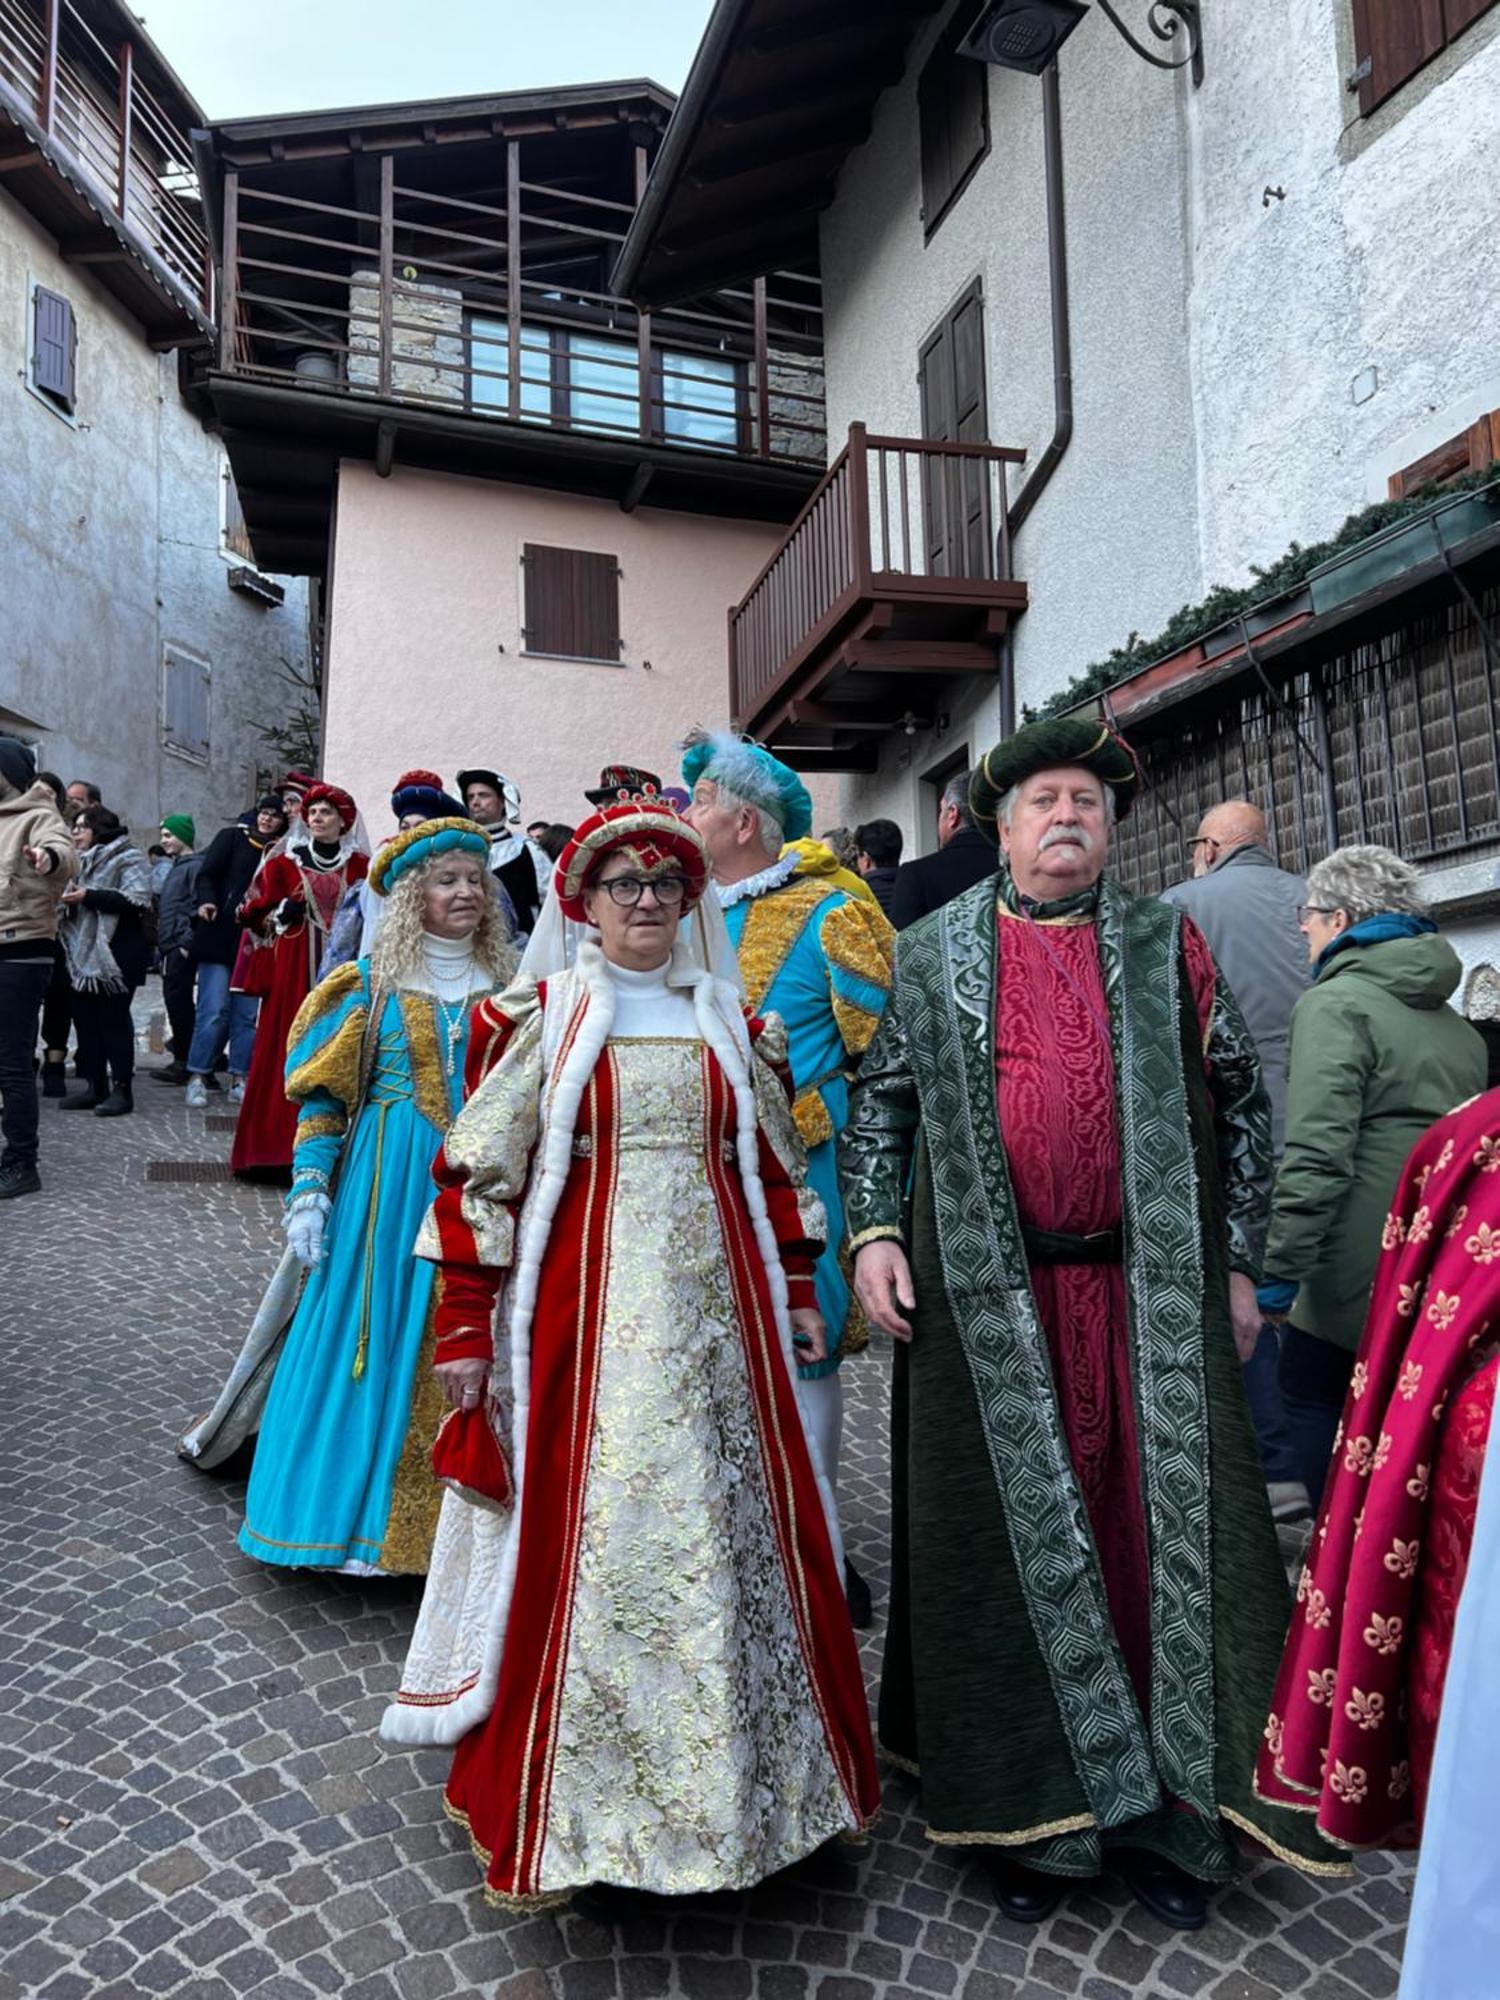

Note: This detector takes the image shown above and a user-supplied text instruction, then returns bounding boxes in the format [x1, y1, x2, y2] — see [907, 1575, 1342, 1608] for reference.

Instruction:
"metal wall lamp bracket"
[959, 1, 1204, 88]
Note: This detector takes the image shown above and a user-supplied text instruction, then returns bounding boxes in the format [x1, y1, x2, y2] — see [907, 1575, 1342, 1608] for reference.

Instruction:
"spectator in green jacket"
[1259, 845, 1486, 1504]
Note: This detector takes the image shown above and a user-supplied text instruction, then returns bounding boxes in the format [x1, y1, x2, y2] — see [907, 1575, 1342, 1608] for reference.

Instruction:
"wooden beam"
[837, 639, 1001, 673]
[658, 185, 835, 260]
[375, 418, 397, 477]
[116, 38, 133, 222]
[377, 152, 394, 399]
[691, 109, 873, 185]
[619, 460, 654, 513]
[0, 149, 42, 174]
[768, 742, 881, 775]
[787, 700, 923, 732]
[711, 60, 906, 127]
[39, 0, 58, 135]
[61, 235, 131, 264]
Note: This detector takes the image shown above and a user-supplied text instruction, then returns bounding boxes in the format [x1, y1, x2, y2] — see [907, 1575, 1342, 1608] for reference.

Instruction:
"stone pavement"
[2, 994, 1414, 2000]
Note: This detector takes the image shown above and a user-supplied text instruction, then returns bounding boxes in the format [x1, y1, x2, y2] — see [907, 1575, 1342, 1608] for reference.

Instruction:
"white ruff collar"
[714, 851, 800, 910]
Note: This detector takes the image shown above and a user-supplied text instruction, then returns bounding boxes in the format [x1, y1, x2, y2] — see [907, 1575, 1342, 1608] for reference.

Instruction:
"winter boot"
[94, 1085, 135, 1118]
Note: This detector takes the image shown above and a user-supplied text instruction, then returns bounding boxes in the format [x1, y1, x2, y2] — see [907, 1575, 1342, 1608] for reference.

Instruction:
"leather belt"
[1021, 1224, 1123, 1266]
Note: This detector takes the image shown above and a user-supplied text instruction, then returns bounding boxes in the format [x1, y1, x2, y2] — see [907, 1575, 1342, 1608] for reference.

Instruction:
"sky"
[134, 0, 715, 122]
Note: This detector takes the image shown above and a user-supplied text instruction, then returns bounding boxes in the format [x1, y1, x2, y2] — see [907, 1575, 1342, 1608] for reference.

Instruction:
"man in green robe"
[840, 718, 1341, 1930]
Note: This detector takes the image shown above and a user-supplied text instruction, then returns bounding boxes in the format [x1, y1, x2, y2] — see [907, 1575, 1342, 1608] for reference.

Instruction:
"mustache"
[1038, 823, 1093, 852]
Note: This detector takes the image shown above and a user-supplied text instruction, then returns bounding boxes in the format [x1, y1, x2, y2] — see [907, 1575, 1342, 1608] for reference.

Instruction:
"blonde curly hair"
[371, 852, 517, 990]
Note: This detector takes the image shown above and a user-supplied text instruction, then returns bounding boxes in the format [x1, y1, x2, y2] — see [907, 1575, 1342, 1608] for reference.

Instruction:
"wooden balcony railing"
[214, 158, 826, 468]
[0, 0, 211, 316]
[729, 423, 1028, 730]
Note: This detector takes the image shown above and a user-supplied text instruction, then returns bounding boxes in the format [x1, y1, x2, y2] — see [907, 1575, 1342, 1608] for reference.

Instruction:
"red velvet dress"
[994, 908, 1218, 1714]
[231, 849, 368, 1177]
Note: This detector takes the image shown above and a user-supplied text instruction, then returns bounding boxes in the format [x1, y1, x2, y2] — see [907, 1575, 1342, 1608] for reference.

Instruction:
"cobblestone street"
[3, 999, 1415, 2000]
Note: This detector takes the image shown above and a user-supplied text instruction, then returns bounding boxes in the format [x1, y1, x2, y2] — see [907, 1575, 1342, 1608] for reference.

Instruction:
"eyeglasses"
[1297, 904, 1336, 924]
[597, 873, 690, 908]
[1187, 835, 1217, 851]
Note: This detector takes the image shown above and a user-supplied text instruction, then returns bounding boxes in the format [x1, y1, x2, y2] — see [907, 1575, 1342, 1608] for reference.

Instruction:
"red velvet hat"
[301, 781, 357, 831]
[553, 796, 709, 923]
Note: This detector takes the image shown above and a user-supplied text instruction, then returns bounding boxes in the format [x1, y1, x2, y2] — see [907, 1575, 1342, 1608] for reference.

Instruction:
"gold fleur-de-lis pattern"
[1397, 1360, 1423, 1400]
[1344, 1687, 1385, 1732]
[1328, 1760, 1367, 1805]
[1383, 1537, 1420, 1580]
[1363, 1612, 1403, 1655]
[1426, 1290, 1460, 1331]
[1465, 1221, 1500, 1265]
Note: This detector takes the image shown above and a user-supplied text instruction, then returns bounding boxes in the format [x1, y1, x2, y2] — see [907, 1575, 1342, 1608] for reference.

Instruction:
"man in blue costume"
[683, 728, 893, 1625]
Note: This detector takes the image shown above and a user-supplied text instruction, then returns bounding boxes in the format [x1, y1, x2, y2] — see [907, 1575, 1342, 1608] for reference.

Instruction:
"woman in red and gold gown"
[1256, 1084, 1500, 1845]
[381, 797, 878, 1913]
[230, 782, 368, 1179]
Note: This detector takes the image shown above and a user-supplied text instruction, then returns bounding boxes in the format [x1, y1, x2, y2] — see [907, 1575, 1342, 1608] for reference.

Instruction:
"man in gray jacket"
[0, 736, 76, 1198]
[1161, 800, 1310, 1519]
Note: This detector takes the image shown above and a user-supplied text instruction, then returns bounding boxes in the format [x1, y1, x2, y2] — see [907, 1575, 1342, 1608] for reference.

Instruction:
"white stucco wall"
[322, 462, 843, 843]
[0, 186, 310, 844]
[814, 0, 1500, 852]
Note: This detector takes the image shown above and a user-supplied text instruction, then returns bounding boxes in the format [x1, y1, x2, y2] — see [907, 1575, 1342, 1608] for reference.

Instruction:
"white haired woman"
[381, 796, 879, 1914]
[1259, 843, 1486, 1503]
[180, 819, 516, 1575]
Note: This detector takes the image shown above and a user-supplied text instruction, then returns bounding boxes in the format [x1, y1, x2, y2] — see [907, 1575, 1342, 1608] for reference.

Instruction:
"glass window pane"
[662, 350, 738, 449]
[567, 333, 638, 435]
[470, 316, 550, 418]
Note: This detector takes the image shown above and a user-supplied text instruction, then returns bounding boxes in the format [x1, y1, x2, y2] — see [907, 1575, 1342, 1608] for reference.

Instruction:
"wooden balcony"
[729, 424, 1029, 769]
[0, 0, 212, 337]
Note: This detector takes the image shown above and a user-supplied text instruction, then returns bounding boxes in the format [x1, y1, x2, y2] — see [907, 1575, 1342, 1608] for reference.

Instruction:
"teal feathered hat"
[679, 727, 813, 843]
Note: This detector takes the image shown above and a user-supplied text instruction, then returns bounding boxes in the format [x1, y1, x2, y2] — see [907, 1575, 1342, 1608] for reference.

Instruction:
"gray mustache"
[1038, 824, 1093, 852]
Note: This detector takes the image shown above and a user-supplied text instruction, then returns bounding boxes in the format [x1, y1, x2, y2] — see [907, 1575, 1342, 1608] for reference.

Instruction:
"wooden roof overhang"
[614, 0, 940, 309]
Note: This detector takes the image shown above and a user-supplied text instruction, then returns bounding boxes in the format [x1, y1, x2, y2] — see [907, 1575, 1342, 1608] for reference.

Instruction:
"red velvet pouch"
[431, 1404, 514, 1513]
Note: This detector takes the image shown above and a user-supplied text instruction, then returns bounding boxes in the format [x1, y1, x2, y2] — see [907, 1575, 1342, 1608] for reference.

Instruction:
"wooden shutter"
[163, 651, 210, 760]
[1351, 0, 1495, 113]
[1386, 411, 1500, 499]
[32, 286, 76, 412]
[917, 22, 989, 238]
[521, 545, 622, 662]
[918, 281, 991, 578]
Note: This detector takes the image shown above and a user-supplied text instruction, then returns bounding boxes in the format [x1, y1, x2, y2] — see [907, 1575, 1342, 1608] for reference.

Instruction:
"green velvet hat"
[970, 717, 1141, 840]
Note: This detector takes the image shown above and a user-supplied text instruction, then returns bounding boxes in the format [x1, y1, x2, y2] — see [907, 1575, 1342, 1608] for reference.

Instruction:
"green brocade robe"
[838, 872, 1342, 1878]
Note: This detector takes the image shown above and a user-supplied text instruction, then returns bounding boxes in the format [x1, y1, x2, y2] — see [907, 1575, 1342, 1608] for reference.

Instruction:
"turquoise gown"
[238, 960, 479, 1573]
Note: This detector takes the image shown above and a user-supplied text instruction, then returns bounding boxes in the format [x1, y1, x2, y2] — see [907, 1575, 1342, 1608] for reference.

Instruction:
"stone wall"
[766, 348, 826, 464]
[347, 268, 464, 404]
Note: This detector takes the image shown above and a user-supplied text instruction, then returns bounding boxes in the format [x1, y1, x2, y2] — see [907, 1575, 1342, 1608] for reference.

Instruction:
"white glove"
[285, 1193, 330, 1267]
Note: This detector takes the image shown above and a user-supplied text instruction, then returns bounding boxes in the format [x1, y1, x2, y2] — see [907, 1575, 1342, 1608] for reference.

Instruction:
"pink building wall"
[322, 462, 843, 844]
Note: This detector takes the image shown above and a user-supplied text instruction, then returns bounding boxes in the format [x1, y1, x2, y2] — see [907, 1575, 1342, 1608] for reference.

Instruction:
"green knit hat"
[161, 813, 196, 847]
[970, 718, 1141, 840]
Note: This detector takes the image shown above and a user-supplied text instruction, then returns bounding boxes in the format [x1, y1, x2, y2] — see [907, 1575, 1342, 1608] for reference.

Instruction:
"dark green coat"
[1265, 933, 1487, 1349]
[839, 873, 1341, 1880]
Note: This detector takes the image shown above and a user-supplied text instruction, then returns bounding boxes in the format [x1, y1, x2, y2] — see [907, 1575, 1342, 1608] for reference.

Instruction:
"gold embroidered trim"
[880, 1743, 920, 1776]
[737, 879, 836, 1012]
[285, 963, 368, 1104]
[793, 1090, 836, 1150]
[295, 1111, 345, 1147]
[399, 992, 452, 1137]
[1218, 1804, 1354, 1878]
[995, 900, 1091, 929]
[376, 1320, 445, 1574]
[440, 1796, 572, 1911]
[926, 1812, 1098, 1847]
[848, 1225, 905, 1253]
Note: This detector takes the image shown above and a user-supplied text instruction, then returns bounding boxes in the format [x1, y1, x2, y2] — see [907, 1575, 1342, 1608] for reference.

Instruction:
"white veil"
[518, 876, 745, 994]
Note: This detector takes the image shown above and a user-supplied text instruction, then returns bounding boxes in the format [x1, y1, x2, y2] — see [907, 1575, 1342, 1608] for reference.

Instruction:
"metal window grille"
[1110, 582, 1500, 896]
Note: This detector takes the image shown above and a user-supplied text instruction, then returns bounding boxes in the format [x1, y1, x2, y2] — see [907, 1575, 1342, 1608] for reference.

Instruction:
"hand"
[1228, 1271, 1263, 1363]
[788, 1307, 827, 1365]
[435, 1357, 490, 1411]
[60, 884, 84, 905]
[22, 844, 54, 873]
[855, 1240, 916, 1342]
[196, 902, 217, 923]
[285, 1203, 326, 1267]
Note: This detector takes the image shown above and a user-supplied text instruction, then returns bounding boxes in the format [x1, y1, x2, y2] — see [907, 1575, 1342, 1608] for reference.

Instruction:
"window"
[163, 647, 210, 762]
[918, 11, 990, 239]
[469, 317, 552, 419]
[29, 285, 76, 416]
[521, 545, 622, 663]
[221, 457, 255, 562]
[917, 280, 993, 576]
[660, 350, 739, 450]
[1387, 412, 1500, 499]
[1350, 0, 1497, 115]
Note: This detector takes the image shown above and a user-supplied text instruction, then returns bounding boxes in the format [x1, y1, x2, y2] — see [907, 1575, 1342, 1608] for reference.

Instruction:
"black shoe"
[59, 1090, 100, 1110]
[844, 1558, 874, 1631]
[1113, 1849, 1208, 1931]
[40, 1062, 67, 1099]
[150, 1062, 188, 1084]
[203, 1072, 221, 1091]
[570, 1884, 662, 1924]
[94, 1087, 134, 1118]
[980, 1852, 1067, 1925]
[0, 1163, 41, 1199]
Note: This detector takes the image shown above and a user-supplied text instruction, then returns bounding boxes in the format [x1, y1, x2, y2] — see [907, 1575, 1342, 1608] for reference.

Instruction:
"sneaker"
[0, 1163, 41, 1200]
[227, 1076, 246, 1106]
[1268, 1480, 1312, 1525]
[185, 1076, 209, 1109]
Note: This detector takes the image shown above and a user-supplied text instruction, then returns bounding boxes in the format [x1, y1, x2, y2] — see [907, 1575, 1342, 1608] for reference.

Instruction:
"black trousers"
[0, 958, 53, 1168]
[41, 942, 71, 1058]
[162, 949, 197, 1061]
[1278, 1325, 1357, 1509]
[71, 984, 140, 1096]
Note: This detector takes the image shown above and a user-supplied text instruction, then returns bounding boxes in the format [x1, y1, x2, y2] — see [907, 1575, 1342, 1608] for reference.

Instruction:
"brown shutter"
[918, 22, 989, 237]
[1443, 0, 1498, 37]
[1351, 0, 1445, 112]
[918, 281, 990, 577]
[32, 287, 76, 411]
[1386, 411, 1500, 499]
[522, 544, 622, 662]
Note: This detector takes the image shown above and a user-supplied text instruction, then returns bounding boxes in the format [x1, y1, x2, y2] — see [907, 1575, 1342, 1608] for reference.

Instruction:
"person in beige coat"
[0, 736, 76, 1197]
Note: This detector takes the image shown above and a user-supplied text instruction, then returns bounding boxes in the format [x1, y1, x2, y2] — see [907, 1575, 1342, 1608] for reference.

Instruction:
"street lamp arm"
[1094, 0, 1204, 81]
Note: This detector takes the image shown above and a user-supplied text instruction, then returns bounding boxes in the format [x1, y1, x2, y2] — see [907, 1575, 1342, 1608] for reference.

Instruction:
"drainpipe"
[998, 59, 1072, 737]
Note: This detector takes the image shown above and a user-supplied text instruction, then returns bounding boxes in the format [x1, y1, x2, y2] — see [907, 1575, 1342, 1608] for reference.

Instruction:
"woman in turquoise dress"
[180, 817, 515, 1575]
